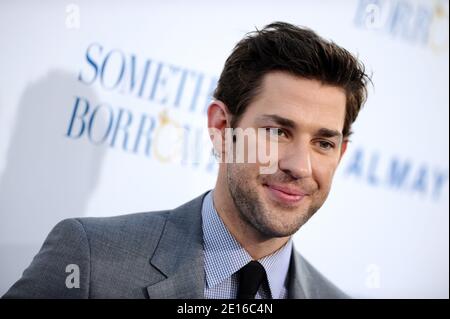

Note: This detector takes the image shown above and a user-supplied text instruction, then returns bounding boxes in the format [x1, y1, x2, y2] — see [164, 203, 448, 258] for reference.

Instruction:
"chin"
[254, 206, 311, 237]
[257, 223, 302, 238]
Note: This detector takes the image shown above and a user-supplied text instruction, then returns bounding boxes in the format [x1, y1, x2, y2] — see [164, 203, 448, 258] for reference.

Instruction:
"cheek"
[311, 157, 340, 190]
[230, 162, 259, 182]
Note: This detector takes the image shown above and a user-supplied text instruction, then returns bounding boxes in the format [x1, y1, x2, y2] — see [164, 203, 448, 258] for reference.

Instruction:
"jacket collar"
[146, 192, 208, 298]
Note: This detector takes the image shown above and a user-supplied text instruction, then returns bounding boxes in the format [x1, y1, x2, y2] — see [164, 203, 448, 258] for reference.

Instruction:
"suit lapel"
[288, 248, 307, 299]
[146, 192, 208, 299]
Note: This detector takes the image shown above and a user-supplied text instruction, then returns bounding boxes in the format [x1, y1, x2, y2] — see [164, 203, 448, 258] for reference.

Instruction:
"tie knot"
[237, 261, 267, 299]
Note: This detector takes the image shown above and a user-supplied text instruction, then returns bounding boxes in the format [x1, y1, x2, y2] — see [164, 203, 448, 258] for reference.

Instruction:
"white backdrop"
[0, 0, 448, 298]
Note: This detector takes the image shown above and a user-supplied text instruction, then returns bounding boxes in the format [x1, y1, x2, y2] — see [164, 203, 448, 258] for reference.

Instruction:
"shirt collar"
[202, 190, 292, 299]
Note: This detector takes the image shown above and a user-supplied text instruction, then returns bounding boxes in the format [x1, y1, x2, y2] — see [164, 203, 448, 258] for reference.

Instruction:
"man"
[3, 22, 370, 299]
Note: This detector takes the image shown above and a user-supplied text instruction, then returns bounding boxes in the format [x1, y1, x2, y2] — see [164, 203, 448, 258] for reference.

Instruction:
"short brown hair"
[213, 22, 371, 138]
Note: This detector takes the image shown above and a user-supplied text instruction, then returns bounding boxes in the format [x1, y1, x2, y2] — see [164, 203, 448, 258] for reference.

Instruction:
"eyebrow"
[256, 114, 343, 140]
[255, 114, 297, 130]
[315, 128, 343, 141]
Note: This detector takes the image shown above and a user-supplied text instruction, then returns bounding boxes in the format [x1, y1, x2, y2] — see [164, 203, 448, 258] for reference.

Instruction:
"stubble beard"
[226, 163, 325, 239]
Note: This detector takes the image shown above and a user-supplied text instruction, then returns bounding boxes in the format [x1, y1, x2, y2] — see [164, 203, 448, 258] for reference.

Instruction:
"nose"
[278, 140, 312, 179]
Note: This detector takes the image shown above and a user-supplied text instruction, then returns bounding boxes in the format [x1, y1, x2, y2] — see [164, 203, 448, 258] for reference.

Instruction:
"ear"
[207, 100, 230, 131]
[207, 100, 231, 159]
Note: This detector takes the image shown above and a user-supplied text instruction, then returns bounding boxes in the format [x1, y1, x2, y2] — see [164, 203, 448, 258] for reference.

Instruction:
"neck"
[212, 170, 290, 260]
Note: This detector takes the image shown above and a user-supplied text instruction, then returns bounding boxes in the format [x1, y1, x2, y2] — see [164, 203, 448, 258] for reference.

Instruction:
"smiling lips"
[263, 183, 309, 205]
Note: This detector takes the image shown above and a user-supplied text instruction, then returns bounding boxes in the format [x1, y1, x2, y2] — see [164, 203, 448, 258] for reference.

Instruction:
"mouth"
[263, 183, 309, 206]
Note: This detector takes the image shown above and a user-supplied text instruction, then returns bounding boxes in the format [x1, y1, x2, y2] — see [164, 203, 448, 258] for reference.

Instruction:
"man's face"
[226, 71, 347, 238]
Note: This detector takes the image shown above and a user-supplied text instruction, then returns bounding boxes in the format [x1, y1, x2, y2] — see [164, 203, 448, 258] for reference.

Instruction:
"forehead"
[244, 71, 346, 132]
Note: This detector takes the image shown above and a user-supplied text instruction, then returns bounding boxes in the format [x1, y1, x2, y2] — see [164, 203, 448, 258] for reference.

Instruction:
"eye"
[265, 127, 287, 138]
[317, 140, 335, 150]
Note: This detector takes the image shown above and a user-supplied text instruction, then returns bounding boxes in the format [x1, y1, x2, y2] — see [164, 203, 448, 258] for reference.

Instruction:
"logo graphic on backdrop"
[66, 42, 219, 174]
[344, 148, 448, 201]
[354, 0, 449, 53]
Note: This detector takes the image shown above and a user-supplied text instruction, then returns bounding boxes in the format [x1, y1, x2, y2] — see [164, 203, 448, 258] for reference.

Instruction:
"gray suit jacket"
[3, 192, 348, 299]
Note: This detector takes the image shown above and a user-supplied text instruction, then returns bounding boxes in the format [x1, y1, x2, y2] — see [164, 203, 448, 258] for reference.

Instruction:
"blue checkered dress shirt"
[202, 190, 292, 299]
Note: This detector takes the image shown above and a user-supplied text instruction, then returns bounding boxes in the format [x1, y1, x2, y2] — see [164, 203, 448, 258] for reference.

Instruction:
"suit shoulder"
[2, 218, 91, 298]
[75, 210, 170, 232]
[2, 210, 171, 298]
[74, 211, 170, 254]
[293, 251, 350, 299]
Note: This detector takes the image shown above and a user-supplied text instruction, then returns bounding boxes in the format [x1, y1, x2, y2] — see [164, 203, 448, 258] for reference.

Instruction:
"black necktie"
[237, 261, 267, 299]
